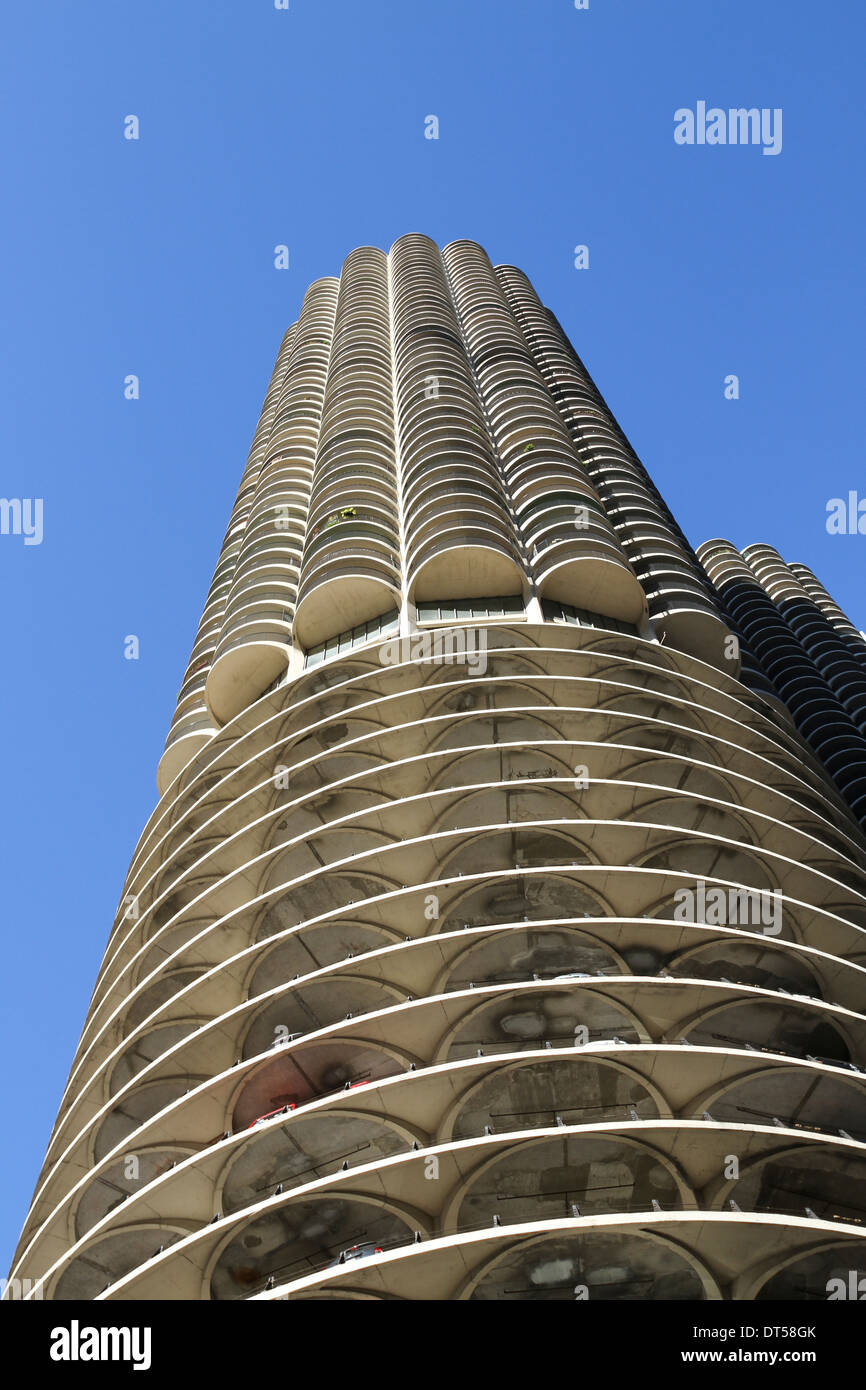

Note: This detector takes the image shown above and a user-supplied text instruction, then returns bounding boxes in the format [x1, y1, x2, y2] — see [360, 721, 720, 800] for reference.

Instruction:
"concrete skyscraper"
[10, 236, 866, 1302]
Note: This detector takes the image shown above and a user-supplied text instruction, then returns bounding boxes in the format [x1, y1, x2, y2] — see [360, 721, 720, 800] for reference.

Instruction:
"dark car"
[327, 1241, 383, 1268]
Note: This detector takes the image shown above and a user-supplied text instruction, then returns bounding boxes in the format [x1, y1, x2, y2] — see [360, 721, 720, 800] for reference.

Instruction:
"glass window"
[540, 599, 638, 636]
[304, 609, 400, 667]
[416, 596, 525, 622]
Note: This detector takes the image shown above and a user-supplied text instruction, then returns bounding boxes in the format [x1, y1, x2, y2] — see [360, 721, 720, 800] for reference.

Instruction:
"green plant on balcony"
[324, 506, 358, 529]
[311, 505, 360, 540]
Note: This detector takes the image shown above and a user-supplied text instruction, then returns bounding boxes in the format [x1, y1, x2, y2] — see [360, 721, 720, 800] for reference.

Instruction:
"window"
[541, 599, 640, 637]
[304, 609, 400, 668]
[416, 596, 525, 623]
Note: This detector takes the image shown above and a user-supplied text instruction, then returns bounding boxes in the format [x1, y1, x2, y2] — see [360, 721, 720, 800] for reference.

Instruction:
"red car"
[247, 1103, 296, 1129]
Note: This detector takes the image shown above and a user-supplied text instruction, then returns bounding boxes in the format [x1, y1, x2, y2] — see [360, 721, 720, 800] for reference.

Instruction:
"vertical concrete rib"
[744, 547, 866, 736]
[495, 265, 735, 669]
[788, 562, 866, 662]
[699, 538, 866, 823]
[206, 279, 339, 725]
[293, 249, 401, 646]
[158, 323, 299, 792]
[442, 241, 645, 624]
[390, 233, 524, 600]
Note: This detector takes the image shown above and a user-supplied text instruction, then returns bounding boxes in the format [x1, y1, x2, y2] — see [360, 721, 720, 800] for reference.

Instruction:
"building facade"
[10, 236, 866, 1302]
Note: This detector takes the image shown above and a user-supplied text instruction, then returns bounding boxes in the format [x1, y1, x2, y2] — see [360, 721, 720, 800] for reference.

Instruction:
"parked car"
[247, 1103, 296, 1129]
[327, 1241, 383, 1268]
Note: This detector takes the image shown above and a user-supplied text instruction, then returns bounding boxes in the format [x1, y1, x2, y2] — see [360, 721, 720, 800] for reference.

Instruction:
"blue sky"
[1, 0, 864, 1271]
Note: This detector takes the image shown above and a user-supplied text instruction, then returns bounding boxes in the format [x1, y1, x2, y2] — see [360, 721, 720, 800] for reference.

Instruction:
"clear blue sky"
[1, 0, 864, 1271]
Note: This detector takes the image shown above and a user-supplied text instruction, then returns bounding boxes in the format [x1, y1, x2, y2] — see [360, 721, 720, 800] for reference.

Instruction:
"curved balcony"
[532, 536, 647, 626]
[408, 530, 525, 602]
[652, 602, 737, 672]
[293, 529, 401, 648]
[205, 635, 291, 728]
[156, 709, 217, 798]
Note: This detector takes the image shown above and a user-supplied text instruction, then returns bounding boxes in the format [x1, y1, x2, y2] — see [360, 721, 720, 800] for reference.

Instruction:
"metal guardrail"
[237, 1195, 866, 1299]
